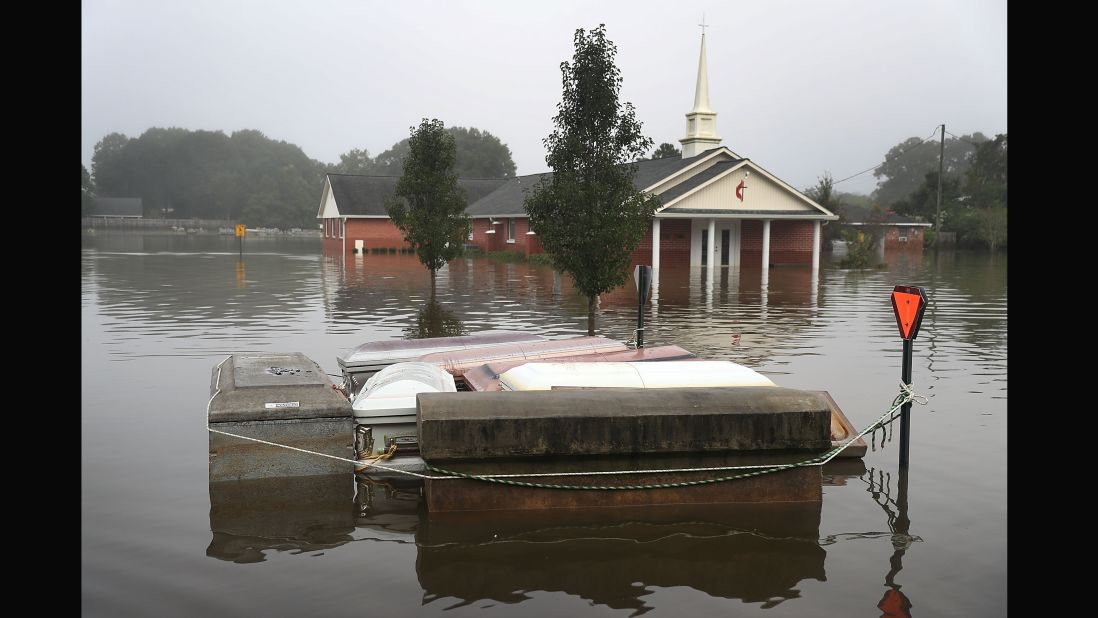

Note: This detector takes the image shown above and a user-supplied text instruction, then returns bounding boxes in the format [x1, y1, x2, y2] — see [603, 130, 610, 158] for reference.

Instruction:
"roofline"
[323, 172, 512, 181]
[746, 160, 838, 218]
[846, 221, 933, 227]
[657, 158, 837, 218]
[640, 146, 738, 194]
[316, 214, 390, 219]
[656, 159, 750, 210]
[470, 213, 526, 219]
[317, 176, 334, 219]
[655, 212, 838, 220]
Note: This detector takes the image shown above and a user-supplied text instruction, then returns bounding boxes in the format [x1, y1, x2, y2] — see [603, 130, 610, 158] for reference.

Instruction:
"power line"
[943, 130, 983, 148]
[832, 126, 942, 187]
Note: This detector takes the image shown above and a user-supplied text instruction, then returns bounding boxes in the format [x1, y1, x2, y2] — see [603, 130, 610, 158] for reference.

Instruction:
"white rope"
[206, 372, 925, 482]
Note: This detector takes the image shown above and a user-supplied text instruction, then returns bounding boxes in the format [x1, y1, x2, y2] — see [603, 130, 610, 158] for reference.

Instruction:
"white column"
[761, 219, 771, 273]
[706, 218, 716, 287]
[811, 221, 821, 271]
[651, 219, 661, 270]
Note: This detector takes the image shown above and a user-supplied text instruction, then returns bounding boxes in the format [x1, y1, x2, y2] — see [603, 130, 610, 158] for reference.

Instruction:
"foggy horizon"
[82, 0, 1007, 196]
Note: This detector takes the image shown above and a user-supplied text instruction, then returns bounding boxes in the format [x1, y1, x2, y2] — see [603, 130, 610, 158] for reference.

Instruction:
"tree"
[334, 148, 374, 175]
[524, 24, 658, 335]
[368, 126, 517, 178]
[872, 132, 987, 207]
[964, 134, 1007, 209]
[804, 172, 844, 244]
[404, 295, 465, 339]
[82, 164, 95, 216]
[91, 132, 133, 197]
[892, 171, 962, 223]
[87, 127, 325, 228]
[650, 142, 681, 159]
[385, 118, 470, 289]
[963, 133, 1007, 251]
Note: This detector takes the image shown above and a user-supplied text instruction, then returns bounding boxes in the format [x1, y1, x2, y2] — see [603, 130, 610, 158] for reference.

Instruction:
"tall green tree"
[650, 142, 681, 159]
[872, 132, 987, 207]
[385, 118, 470, 289]
[524, 24, 658, 335]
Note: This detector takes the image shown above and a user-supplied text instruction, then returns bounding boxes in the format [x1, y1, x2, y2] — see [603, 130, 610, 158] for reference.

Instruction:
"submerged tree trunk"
[430, 268, 437, 295]
[587, 293, 597, 336]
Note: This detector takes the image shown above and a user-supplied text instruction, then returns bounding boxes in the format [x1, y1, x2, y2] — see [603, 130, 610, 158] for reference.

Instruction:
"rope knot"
[899, 381, 929, 406]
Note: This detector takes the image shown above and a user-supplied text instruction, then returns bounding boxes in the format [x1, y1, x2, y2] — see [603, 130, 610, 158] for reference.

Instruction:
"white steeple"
[680, 24, 722, 158]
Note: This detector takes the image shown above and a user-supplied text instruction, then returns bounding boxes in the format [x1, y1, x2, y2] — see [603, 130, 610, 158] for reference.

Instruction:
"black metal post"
[899, 338, 913, 466]
[239, 235, 243, 258]
[635, 265, 650, 349]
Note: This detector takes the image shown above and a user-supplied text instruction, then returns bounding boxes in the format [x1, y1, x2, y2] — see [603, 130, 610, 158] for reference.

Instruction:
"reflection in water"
[203, 439, 922, 615]
[416, 502, 825, 613]
[403, 295, 465, 339]
[235, 258, 246, 289]
[207, 475, 356, 564]
[868, 466, 915, 618]
[84, 233, 1004, 615]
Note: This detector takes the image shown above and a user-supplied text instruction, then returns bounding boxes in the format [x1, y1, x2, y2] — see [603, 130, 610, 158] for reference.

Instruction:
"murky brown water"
[82, 232, 1006, 616]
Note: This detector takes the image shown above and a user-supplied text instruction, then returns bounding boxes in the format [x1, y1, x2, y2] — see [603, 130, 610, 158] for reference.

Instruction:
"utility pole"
[933, 124, 945, 249]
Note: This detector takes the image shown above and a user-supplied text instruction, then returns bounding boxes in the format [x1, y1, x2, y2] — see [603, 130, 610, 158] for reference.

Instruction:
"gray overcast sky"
[82, 0, 1006, 196]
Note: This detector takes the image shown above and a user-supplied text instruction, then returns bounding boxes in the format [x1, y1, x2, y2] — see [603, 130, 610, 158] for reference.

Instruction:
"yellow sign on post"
[235, 224, 246, 237]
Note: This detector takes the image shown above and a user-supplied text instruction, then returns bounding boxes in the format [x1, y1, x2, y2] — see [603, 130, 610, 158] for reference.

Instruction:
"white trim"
[657, 159, 836, 219]
[761, 219, 771, 272]
[640, 146, 739, 194]
[316, 176, 341, 219]
[655, 212, 835, 221]
[651, 219, 660, 270]
[847, 222, 933, 227]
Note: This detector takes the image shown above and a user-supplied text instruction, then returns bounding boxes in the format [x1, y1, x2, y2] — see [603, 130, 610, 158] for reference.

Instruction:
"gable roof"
[656, 158, 837, 219]
[842, 205, 932, 226]
[655, 159, 742, 204]
[325, 174, 509, 217]
[466, 150, 725, 217]
[90, 197, 143, 217]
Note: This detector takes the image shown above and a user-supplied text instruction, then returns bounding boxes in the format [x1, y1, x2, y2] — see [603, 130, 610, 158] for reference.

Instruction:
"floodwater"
[82, 233, 1006, 617]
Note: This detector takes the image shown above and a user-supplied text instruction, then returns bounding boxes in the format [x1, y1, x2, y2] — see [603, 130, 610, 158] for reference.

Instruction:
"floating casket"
[208, 352, 353, 481]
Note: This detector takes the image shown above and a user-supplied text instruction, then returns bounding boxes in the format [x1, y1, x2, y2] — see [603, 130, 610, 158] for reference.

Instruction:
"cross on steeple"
[699, 14, 708, 35]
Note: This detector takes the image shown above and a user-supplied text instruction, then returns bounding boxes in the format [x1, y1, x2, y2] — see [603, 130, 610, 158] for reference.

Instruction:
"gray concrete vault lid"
[209, 353, 352, 423]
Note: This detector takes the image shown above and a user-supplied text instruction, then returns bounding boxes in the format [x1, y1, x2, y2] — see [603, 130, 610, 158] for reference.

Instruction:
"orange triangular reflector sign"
[891, 285, 928, 340]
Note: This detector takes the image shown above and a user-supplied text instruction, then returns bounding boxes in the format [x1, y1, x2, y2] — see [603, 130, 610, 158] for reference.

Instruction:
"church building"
[318, 31, 836, 273]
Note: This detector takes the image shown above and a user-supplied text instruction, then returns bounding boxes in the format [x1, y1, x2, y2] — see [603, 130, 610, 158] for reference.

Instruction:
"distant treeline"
[84, 125, 517, 229]
[804, 131, 1007, 250]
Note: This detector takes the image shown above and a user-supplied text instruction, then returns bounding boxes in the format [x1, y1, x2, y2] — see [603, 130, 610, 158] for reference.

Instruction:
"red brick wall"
[629, 219, 691, 268]
[882, 226, 925, 251]
[741, 220, 817, 266]
[470, 217, 544, 255]
[322, 218, 412, 255]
